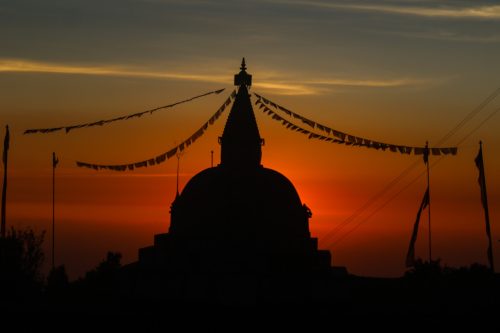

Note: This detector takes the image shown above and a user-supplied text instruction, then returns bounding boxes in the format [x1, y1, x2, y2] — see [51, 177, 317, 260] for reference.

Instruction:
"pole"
[176, 154, 180, 195]
[52, 152, 56, 270]
[1, 125, 9, 238]
[1, 157, 6, 238]
[426, 141, 432, 262]
[211, 150, 214, 168]
[478, 141, 494, 272]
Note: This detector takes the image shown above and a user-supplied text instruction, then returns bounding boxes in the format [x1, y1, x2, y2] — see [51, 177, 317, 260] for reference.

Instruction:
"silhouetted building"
[129, 60, 335, 303]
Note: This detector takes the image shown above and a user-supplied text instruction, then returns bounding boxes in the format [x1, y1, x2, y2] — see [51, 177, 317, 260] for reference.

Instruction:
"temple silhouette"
[3, 61, 500, 323]
[124, 59, 338, 303]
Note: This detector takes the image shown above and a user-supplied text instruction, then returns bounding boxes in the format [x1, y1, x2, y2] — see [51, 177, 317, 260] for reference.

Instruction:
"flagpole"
[477, 141, 495, 272]
[52, 152, 56, 270]
[426, 141, 432, 262]
[1, 125, 9, 239]
[176, 154, 180, 196]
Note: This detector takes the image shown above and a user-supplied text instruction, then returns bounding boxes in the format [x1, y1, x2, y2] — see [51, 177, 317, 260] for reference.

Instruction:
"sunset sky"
[1, 0, 500, 278]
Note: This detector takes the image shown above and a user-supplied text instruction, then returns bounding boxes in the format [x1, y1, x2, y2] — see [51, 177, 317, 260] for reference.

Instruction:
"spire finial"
[234, 58, 252, 87]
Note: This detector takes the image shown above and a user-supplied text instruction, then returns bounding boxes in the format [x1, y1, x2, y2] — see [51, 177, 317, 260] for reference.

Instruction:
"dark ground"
[2, 271, 499, 331]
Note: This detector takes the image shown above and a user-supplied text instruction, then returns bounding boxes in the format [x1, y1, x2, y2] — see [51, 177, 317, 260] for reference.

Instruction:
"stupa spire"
[220, 59, 262, 169]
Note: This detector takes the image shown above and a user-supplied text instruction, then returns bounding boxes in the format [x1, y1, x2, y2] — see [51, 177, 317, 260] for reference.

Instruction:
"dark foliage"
[404, 258, 443, 280]
[0, 227, 45, 301]
[72, 251, 123, 302]
[405, 258, 493, 280]
[46, 265, 69, 299]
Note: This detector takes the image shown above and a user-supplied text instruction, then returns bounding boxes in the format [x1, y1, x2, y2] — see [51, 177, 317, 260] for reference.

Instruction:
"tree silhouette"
[404, 258, 443, 279]
[46, 265, 69, 299]
[74, 251, 123, 302]
[0, 227, 46, 300]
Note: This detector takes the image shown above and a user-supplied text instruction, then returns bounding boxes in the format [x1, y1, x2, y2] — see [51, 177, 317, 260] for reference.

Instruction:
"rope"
[76, 90, 236, 171]
[254, 93, 457, 156]
[253, 86, 499, 248]
[24, 88, 226, 134]
[327, 93, 500, 249]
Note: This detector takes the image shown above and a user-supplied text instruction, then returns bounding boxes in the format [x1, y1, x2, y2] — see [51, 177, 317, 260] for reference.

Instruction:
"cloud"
[0, 58, 315, 94]
[306, 78, 428, 87]
[275, 1, 500, 19]
[371, 29, 500, 43]
[253, 82, 320, 95]
[0, 58, 229, 84]
[0, 58, 434, 95]
[250, 76, 440, 94]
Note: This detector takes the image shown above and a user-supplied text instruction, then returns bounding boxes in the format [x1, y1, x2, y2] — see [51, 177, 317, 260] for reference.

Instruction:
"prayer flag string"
[75, 90, 236, 171]
[255, 93, 457, 156]
[24, 88, 226, 135]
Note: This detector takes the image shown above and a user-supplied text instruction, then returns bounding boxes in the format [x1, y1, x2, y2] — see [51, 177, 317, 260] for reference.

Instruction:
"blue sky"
[2, 0, 500, 95]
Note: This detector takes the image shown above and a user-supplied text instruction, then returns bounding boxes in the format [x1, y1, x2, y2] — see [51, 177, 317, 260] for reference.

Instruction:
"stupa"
[133, 59, 333, 302]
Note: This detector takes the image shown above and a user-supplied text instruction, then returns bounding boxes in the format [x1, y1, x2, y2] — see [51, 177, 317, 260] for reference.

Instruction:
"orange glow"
[3, 71, 500, 279]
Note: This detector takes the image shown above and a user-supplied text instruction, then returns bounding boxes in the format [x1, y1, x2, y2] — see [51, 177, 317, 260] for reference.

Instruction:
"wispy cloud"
[275, 1, 500, 19]
[0, 58, 434, 95]
[253, 82, 320, 95]
[0, 58, 229, 83]
[306, 78, 429, 87]
[371, 29, 500, 43]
